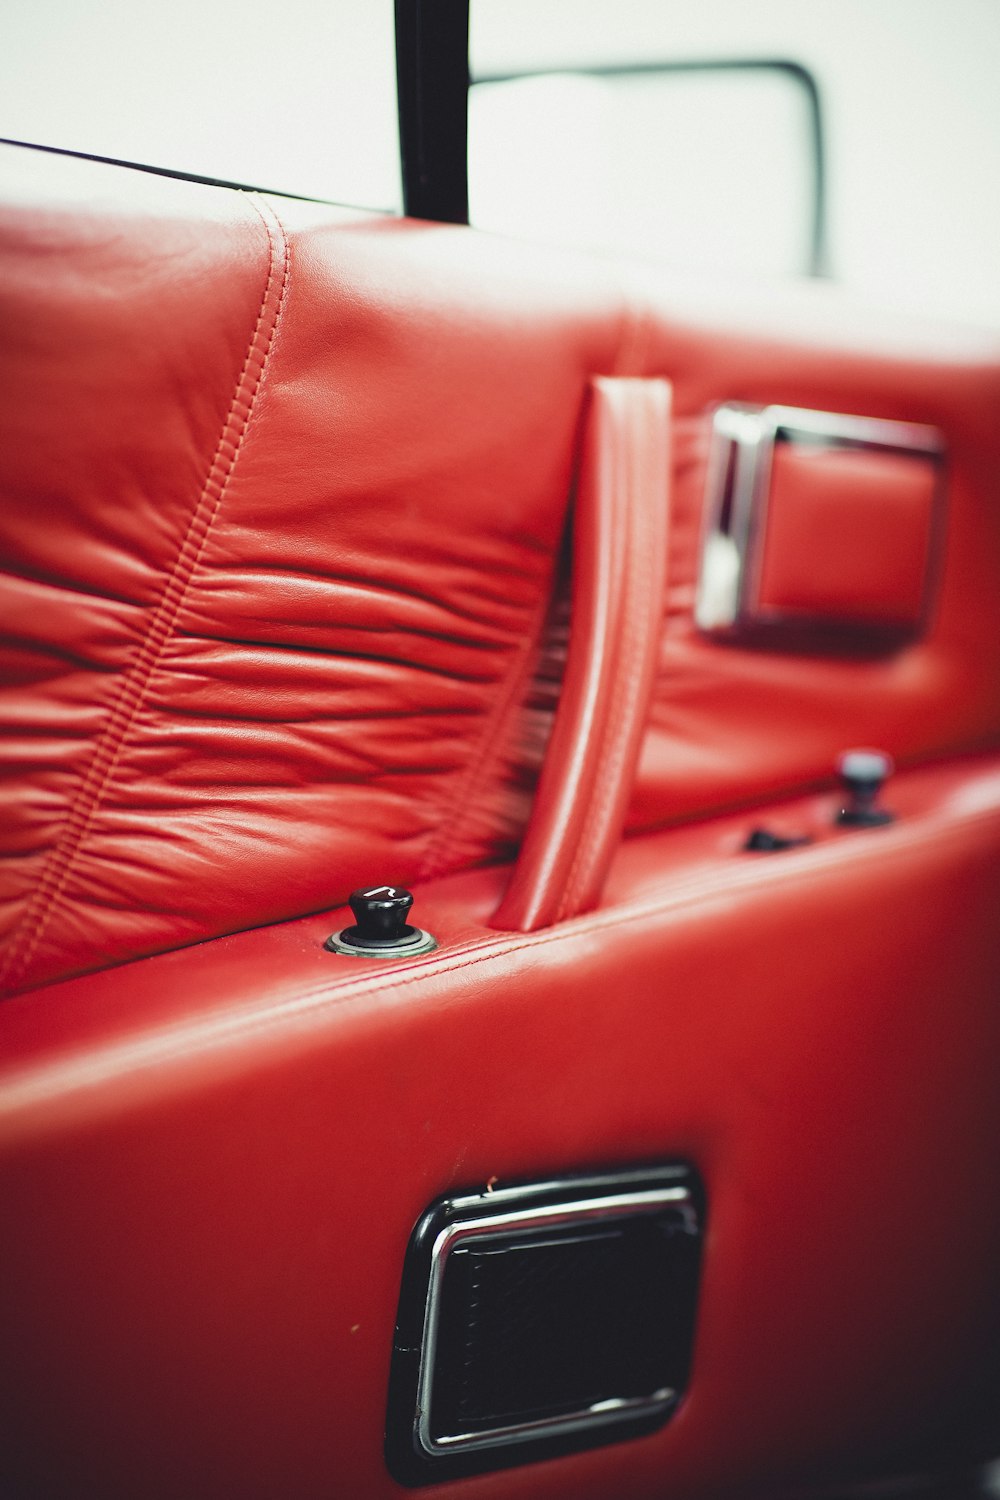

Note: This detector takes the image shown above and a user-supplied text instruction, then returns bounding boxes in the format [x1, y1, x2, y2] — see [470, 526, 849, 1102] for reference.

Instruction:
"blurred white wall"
[0, 0, 400, 210]
[1, 0, 997, 328]
[472, 0, 1000, 329]
[469, 69, 818, 278]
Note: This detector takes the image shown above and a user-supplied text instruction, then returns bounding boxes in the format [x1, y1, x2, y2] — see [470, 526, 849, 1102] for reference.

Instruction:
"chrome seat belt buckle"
[696, 403, 944, 645]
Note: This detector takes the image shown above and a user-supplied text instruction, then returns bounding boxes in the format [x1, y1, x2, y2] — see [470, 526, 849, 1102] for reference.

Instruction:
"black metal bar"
[0, 136, 365, 208]
[395, 0, 470, 224]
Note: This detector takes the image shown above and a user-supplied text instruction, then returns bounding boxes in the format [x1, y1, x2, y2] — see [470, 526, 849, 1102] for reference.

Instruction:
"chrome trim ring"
[324, 927, 437, 958]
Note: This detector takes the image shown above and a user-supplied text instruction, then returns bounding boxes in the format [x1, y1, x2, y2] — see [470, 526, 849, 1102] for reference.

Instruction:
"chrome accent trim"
[414, 1184, 695, 1458]
[446, 1164, 690, 1216]
[324, 927, 437, 958]
[695, 402, 944, 634]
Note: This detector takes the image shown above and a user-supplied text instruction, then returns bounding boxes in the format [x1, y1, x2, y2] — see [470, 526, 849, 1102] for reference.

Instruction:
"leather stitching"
[3, 791, 997, 1109]
[0, 195, 290, 994]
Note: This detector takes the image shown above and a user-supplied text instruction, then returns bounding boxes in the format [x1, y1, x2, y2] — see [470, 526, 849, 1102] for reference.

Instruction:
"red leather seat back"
[0, 151, 617, 992]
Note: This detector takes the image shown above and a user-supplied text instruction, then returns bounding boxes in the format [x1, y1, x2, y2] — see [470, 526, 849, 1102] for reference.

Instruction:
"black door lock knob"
[325, 886, 437, 958]
[836, 749, 895, 827]
[345, 886, 417, 947]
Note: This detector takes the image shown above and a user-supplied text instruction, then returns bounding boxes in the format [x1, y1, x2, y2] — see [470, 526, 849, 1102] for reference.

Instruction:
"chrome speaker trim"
[385, 1164, 703, 1486]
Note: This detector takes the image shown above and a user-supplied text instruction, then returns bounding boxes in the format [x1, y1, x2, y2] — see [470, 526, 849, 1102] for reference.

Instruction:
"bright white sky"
[1, 0, 998, 327]
[0, 0, 401, 209]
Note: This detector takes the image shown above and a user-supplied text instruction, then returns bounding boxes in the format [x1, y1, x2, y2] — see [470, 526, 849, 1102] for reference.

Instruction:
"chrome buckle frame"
[695, 403, 944, 637]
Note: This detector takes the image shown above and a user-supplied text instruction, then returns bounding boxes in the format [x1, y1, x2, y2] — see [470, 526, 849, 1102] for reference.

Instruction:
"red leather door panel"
[1, 142, 999, 1498]
[2, 759, 999, 1498]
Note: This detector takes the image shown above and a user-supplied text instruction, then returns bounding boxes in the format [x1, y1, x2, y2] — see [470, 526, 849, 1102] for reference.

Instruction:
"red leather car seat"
[3, 145, 1000, 994]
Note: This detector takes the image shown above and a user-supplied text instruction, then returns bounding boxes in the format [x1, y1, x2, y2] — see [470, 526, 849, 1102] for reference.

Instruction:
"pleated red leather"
[493, 376, 671, 930]
[0, 149, 620, 992]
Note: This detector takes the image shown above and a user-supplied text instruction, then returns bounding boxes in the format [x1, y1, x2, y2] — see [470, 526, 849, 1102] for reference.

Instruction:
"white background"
[1, 0, 998, 328]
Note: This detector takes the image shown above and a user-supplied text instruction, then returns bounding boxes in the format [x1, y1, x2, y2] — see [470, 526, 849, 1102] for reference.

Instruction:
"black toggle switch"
[836, 749, 895, 827]
[745, 827, 812, 852]
[325, 885, 437, 958]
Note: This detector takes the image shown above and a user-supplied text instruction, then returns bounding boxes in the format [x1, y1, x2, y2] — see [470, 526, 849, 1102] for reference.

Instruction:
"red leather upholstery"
[2, 757, 999, 1498]
[0, 150, 614, 993]
[2, 139, 1000, 1500]
[756, 442, 940, 629]
[3, 146, 1000, 990]
[631, 287, 1000, 833]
